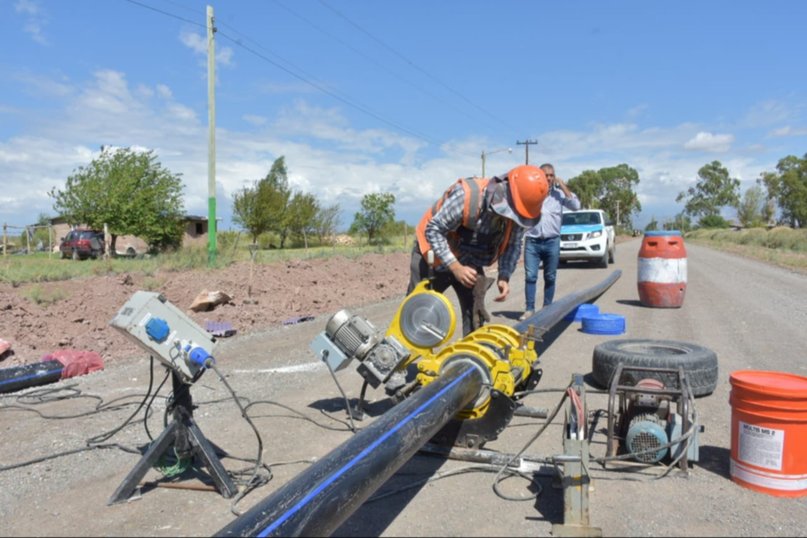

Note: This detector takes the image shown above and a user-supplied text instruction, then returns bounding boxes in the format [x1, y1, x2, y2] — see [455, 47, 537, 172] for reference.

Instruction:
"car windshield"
[562, 212, 601, 226]
[78, 231, 101, 240]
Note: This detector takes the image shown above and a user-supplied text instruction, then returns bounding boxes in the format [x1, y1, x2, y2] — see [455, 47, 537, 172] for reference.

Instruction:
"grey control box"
[110, 291, 215, 382]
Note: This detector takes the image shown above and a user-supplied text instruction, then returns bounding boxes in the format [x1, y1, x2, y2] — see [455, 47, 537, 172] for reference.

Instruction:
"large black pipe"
[514, 269, 621, 335]
[216, 362, 484, 538]
[0, 360, 64, 394]
[216, 270, 621, 537]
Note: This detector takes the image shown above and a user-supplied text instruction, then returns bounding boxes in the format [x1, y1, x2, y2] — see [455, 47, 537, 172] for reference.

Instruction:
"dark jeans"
[408, 246, 478, 337]
[523, 236, 560, 310]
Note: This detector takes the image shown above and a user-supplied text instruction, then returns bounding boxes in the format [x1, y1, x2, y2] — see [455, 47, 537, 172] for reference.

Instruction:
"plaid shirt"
[424, 180, 525, 281]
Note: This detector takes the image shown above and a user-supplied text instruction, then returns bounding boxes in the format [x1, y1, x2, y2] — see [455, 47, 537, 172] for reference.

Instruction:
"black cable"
[322, 357, 357, 433]
[86, 355, 158, 446]
[317, 0, 518, 134]
[208, 362, 271, 516]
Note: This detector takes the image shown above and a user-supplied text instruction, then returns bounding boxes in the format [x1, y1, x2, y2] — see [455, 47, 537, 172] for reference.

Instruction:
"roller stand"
[551, 374, 602, 537]
[108, 370, 237, 505]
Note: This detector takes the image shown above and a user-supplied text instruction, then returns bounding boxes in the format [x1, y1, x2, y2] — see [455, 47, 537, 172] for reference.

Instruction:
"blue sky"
[2, 0, 806, 232]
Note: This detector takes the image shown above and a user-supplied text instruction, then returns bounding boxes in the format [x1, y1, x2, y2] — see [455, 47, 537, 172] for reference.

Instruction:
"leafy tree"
[49, 147, 184, 253]
[698, 214, 731, 228]
[314, 204, 341, 245]
[350, 192, 396, 245]
[566, 163, 641, 231]
[645, 217, 659, 232]
[286, 191, 320, 248]
[735, 184, 767, 228]
[232, 156, 293, 245]
[263, 157, 293, 247]
[759, 153, 807, 228]
[663, 212, 692, 232]
[676, 161, 740, 223]
[232, 181, 269, 244]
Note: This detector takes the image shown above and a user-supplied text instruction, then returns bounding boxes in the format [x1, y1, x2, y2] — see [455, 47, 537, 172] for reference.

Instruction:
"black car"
[59, 229, 105, 260]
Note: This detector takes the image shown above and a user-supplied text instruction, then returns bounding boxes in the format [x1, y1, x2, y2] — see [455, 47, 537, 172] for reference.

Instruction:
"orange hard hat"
[490, 165, 549, 227]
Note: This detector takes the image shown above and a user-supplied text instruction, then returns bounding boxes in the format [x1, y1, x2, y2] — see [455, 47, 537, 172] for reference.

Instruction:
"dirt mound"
[0, 251, 411, 368]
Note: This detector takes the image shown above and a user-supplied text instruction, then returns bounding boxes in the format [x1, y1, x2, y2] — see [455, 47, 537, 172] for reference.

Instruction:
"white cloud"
[0, 64, 793, 233]
[684, 132, 734, 152]
[769, 125, 807, 137]
[15, 0, 48, 45]
[179, 29, 234, 66]
[243, 114, 267, 126]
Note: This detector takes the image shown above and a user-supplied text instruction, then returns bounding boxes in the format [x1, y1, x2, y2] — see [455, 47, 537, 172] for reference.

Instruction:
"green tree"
[49, 147, 184, 253]
[286, 191, 320, 248]
[759, 153, 807, 228]
[698, 214, 731, 228]
[735, 184, 767, 228]
[314, 203, 341, 245]
[232, 156, 292, 245]
[676, 161, 740, 224]
[566, 163, 641, 231]
[350, 192, 396, 245]
[232, 181, 268, 244]
[668, 212, 693, 232]
[645, 217, 659, 232]
[263, 157, 293, 247]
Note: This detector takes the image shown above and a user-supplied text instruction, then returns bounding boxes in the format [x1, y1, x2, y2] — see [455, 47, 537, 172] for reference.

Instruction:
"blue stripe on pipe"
[257, 366, 475, 537]
[0, 368, 64, 387]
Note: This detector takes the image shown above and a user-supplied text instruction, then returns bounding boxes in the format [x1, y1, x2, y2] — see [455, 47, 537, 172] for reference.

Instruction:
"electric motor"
[311, 309, 410, 388]
[625, 413, 669, 463]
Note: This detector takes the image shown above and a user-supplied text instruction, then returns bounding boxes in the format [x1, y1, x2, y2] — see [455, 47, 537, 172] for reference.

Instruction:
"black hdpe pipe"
[216, 270, 621, 537]
[216, 362, 484, 538]
[514, 269, 622, 335]
[0, 360, 64, 394]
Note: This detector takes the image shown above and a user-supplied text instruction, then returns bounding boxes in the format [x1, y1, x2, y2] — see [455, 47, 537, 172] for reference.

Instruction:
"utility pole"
[207, 5, 218, 265]
[516, 139, 538, 165]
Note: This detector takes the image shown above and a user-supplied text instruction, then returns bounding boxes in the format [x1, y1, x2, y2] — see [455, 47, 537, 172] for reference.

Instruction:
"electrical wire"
[268, 0, 503, 135]
[322, 356, 357, 433]
[208, 362, 271, 516]
[317, 0, 518, 134]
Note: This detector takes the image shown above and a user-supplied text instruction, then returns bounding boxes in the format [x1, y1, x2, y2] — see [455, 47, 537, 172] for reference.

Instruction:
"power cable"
[121, 0, 458, 148]
[317, 0, 519, 134]
[215, 28, 440, 145]
[270, 0, 502, 133]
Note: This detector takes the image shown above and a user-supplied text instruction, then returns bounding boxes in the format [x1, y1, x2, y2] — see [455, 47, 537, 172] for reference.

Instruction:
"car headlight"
[589, 230, 602, 239]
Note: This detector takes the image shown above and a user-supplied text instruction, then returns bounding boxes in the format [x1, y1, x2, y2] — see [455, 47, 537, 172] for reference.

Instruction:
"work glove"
[471, 276, 495, 331]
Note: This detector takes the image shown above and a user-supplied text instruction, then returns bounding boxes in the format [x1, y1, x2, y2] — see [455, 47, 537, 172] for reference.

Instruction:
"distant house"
[50, 215, 213, 254]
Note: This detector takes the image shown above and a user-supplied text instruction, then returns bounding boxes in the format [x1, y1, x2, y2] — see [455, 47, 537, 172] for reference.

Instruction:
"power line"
[270, 0, 503, 134]
[121, 0, 442, 146]
[123, 0, 203, 28]
[215, 29, 439, 145]
[317, 0, 518, 134]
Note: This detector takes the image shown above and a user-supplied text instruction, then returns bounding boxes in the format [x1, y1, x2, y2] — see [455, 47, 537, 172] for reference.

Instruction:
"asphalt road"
[1, 237, 806, 537]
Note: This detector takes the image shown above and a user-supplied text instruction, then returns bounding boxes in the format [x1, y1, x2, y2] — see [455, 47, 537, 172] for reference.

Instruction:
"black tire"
[591, 339, 718, 397]
[596, 250, 608, 268]
[608, 244, 615, 264]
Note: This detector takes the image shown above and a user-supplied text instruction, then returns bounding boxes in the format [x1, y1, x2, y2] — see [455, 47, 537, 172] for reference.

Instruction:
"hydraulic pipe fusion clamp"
[311, 279, 543, 446]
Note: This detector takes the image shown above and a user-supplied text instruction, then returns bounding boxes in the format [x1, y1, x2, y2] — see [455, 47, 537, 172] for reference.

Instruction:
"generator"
[605, 364, 701, 468]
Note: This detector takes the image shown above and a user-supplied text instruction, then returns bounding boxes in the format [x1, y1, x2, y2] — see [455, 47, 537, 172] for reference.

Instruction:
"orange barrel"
[637, 231, 687, 308]
[729, 370, 807, 497]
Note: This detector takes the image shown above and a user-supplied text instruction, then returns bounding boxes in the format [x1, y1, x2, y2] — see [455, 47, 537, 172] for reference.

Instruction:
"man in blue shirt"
[520, 163, 580, 320]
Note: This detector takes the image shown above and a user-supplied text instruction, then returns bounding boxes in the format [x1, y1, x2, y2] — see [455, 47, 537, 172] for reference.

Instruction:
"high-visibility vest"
[415, 177, 512, 267]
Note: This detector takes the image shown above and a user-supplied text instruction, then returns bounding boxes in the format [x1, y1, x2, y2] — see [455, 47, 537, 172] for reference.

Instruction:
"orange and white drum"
[637, 231, 687, 308]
